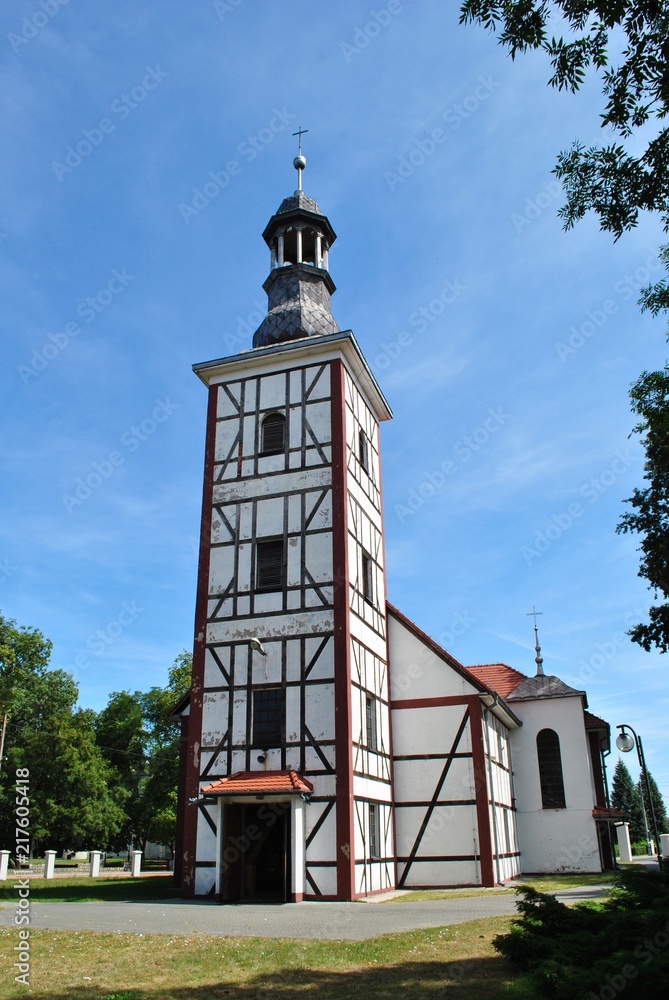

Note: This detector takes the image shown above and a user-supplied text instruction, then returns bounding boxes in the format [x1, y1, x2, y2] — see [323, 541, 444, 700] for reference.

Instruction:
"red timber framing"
[330, 357, 355, 900]
[391, 693, 495, 888]
[181, 383, 218, 896]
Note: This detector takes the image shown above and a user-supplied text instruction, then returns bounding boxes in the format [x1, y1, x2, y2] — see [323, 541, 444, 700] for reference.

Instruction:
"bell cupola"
[253, 134, 339, 348]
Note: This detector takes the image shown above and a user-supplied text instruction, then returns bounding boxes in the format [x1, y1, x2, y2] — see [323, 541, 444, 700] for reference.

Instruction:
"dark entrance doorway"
[221, 801, 290, 902]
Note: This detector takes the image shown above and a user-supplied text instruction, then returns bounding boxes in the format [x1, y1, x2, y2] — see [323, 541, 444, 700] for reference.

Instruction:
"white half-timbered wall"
[388, 610, 520, 887]
[344, 370, 394, 895]
[194, 360, 340, 896]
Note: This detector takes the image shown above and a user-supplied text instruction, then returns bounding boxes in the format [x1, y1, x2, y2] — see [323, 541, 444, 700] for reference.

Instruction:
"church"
[174, 147, 619, 902]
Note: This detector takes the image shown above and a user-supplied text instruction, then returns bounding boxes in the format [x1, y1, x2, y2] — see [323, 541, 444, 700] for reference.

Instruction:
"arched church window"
[261, 412, 286, 455]
[536, 728, 566, 809]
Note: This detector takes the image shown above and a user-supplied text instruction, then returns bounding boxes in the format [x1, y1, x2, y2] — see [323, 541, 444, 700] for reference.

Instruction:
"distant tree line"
[0, 610, 190, 858]
[611, 757, 668, 845]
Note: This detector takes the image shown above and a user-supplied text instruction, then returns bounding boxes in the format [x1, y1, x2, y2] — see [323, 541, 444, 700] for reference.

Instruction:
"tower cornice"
[193, 329, 393, 423]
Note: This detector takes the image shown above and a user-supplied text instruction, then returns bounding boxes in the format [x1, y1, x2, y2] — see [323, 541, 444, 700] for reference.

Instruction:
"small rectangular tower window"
[256, 539, 285, 591]
[362, 551, 374, 604]
[366, 696, 378, 751]
[358, 429, 369, 472]
[253, 688, 284, 746]
[368, 803, 379, 859]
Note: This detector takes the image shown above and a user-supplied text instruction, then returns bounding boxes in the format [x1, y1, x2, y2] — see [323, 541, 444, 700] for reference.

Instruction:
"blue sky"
[2, 1, 667, 805]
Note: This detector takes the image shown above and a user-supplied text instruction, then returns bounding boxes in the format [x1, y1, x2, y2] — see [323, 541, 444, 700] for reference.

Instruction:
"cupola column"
[296, 228, 303, 264]
[315, 233, 322, 268]
[277, 234, 285, 266]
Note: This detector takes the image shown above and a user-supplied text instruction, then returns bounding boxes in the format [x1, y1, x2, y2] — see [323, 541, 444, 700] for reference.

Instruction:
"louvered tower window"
[256, 539, 285, 591]
[359, 429, 369, 472]
[536, 728, 566, 809]
[362, 551, 374, 604]
[368, 803, 379, 859]
[261, 412, 286, 455]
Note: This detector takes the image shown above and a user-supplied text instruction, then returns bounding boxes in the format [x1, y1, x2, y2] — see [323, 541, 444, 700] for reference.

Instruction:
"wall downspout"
[483, 695, 503, 885]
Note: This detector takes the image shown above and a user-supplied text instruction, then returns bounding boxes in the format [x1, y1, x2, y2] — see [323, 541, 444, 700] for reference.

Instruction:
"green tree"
[0, 611, 52, 773]
[616, 368, 669, 650]
[611, 757, 646, 842]
[640, 768, 669, 835]
[459, 1, 669, 650]
[0, 664, 126, 854]
[95, 650, 192, 856]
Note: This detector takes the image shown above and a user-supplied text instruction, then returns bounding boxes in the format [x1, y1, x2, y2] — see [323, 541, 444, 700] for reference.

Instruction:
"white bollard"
[0, 850, 10, 881]
[89, 851, 102, 878]
[615, 823, 633, 863]
[44, 850, 56, 879]
[130, 851, 142, 877]
[660, 834, 669, 858]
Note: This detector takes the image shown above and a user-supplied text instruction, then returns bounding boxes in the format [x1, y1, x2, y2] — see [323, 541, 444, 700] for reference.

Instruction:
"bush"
[103, 858, 125, 869]
[494, 869, 669, 998]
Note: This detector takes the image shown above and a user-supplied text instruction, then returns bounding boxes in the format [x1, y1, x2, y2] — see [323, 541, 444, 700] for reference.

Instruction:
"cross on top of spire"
[526, 606, 545, 676]
[292, 126, 308, 191]
[293, 126, 309, 155]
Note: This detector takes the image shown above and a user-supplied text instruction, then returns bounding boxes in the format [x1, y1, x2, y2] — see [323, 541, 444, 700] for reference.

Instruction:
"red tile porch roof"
[465, 663, 529, 698]
[201, 769, 314, 796]
[584, 711, 610, 729]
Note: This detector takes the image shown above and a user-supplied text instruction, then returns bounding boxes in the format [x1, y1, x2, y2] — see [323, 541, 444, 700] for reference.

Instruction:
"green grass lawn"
[390, 871, 616, 903]
[0, 916, 515, 999]
[0, 875, 179, 904]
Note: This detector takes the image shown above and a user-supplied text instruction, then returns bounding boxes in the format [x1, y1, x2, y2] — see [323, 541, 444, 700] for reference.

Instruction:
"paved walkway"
[0, 885, 611, 941]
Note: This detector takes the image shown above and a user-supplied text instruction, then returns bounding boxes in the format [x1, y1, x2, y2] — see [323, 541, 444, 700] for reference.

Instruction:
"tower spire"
[252, 136, 339, 349]
[292, 126, 308, 192]
[526, 606, 544, 676]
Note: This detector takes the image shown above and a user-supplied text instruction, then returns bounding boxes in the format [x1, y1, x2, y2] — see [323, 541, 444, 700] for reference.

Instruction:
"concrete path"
[0, 885, 611, 941]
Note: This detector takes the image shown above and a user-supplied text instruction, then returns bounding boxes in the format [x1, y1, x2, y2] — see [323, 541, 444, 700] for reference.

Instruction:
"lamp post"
[615, 724, 663, 869]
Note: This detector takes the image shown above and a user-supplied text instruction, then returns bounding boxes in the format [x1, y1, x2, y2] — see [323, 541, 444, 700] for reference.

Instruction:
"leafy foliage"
[460, 2, 669, 649]
[1, 611, 191, 856]
[495, 868, 669, 998]
[95, 650, 191, 854]
[617, 367, 669, 650]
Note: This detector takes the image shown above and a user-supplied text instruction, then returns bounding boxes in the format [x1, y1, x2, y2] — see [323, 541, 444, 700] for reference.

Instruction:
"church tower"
[181, 146, 395, 902]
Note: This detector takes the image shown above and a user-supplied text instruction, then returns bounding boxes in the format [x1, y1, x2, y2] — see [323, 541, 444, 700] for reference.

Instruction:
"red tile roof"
[584, 711, 609, 729]
[465, 663, 528, 698]
[202, 770, 314, 796]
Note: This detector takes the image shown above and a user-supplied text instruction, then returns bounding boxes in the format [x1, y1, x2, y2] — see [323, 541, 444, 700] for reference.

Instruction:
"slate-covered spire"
[253, 142, 339, 348]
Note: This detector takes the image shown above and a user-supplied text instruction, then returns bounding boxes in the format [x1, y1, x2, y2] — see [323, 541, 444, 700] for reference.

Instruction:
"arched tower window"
[536, 728, 566, 809]
[261, 412, 286, 455]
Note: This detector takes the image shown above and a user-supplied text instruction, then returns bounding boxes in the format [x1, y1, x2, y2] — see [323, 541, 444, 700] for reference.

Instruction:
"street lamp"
[615, 724, 663, 868]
